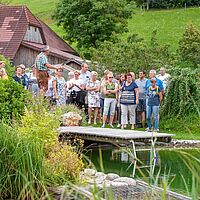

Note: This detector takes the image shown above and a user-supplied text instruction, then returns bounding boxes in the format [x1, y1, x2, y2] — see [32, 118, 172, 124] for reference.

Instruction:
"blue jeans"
[146, 106, 159, 130]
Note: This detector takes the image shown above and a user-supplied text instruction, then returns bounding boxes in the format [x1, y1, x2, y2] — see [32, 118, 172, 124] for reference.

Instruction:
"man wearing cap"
[35, 45, 61, 92]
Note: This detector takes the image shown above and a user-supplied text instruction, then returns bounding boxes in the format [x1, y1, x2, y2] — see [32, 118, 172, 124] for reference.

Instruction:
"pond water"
[86, 146, 200, 197]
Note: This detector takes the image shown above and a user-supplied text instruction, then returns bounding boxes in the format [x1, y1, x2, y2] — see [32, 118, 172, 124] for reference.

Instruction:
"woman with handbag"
[120, 73, 139, 129]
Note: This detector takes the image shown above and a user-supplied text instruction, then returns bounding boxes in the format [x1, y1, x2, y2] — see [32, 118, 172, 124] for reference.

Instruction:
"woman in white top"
[68, 70, 84, 107]
[86, 71, 100, 125]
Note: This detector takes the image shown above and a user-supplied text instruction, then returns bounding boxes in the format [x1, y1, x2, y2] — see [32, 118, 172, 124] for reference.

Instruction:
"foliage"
[0, 79, 29, 122]
[0, 123, 47, 199]
[178, 24, 200, 67]
[159, 114, 200, 140]
[0, 0, 10, 5]
[135, 0, 200, 9]
[91, 31, 174, 75]
[18, 96, 84, 181]
[161, 67, 200, 117]
[53, 0, 132, 51]
[0, 55, 15, 77]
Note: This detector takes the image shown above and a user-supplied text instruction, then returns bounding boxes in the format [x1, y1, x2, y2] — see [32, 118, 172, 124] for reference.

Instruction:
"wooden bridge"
[58, 126, 174, 145]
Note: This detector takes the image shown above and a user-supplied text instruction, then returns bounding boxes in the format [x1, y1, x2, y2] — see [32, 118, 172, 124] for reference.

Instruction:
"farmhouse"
[0, 5, 83, 68]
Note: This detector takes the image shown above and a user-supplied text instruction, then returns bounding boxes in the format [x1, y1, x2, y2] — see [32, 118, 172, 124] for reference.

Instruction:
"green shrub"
[178, 24, 200, 67]
[0, 79, 29, 122]
[0, 55, 15, 77]
[161, 67, 200, 117]
[18, 96, 84, 181]
[91, 32, 174, 75]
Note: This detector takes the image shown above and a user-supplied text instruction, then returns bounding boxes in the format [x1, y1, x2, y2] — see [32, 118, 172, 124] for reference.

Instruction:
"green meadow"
[10, 0, 200, 50]
[125, 8, 200, 51]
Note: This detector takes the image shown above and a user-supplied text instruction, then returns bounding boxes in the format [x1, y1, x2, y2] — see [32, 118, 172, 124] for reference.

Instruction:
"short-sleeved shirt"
[105, 82, 118, 98]
[80, 71, 91, 87]
[147, 86, 161, 106]
[13, 75, 26, 86]
[70, 78, 84, 92]
[145, 78, 164, 94]
[35, 52, 48, 71]
[156, 73, 171, 91]
[121, 81, 138, 105]
[135, 78, 147, 99]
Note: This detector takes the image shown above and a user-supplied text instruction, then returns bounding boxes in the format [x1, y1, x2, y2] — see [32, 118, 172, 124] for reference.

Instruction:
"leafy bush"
[0, 79, 29, 122]
[0, 55, 15, 77]
[178, 24, 200, 67]
[161, 67, 200, 117]
[18, 96, 84, 181]
[91, 31, 174, 75]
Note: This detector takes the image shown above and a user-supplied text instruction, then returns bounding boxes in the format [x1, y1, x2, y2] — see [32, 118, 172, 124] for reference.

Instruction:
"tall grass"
[0, 123, 47, 199]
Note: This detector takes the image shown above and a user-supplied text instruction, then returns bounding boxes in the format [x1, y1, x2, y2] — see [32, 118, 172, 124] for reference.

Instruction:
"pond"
[86, 146, 200, 198]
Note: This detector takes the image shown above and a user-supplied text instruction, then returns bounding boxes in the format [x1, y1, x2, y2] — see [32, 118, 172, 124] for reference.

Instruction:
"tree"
[91, 32, 174, 75]
[53, 0, 132, 50]
[178, 24, 200, 67]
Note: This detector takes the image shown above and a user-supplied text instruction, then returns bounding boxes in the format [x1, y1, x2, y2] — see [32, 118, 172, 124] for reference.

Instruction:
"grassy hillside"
[125, 8, 200, 51]
[10, 0, 200, 51]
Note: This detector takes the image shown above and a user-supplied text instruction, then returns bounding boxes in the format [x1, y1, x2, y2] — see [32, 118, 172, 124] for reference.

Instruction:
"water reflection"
[87, 147, 200, 197]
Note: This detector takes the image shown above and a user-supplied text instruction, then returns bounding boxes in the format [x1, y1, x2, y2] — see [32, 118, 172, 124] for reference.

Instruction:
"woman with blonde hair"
[102, 72, 118, 128]
[86, 71, 100, 124]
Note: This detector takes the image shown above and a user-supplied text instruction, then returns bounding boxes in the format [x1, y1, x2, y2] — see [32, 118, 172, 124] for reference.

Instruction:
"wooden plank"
[58, 126, 174, 141]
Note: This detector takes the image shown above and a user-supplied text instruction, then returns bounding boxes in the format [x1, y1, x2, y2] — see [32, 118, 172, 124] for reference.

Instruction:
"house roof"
[0, 5, 78, 60]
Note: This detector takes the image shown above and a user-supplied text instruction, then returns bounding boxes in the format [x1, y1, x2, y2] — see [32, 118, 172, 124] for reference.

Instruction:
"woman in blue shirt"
[120, 73, 139, 129]
[146, 77, 163, 132]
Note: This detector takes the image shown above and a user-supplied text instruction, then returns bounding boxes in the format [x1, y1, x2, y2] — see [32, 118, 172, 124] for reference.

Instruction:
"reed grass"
[0, 123, 48, 199]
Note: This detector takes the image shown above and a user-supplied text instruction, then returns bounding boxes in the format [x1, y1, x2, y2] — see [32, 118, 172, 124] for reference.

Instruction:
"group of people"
[0, 45, 171, 132]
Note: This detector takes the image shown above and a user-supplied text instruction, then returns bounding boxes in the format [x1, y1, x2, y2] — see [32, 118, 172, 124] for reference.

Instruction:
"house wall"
[67, 62, 81, 70]
[23, 26, 43, 44]
[14, 45, 67, 67]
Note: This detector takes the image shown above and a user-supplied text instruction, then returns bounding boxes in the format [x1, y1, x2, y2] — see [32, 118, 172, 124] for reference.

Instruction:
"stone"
[61, 112, 82, 126]
[106, 173, 120, 181]
[113, 177, 136, 186]
[84, 168, 96, 176]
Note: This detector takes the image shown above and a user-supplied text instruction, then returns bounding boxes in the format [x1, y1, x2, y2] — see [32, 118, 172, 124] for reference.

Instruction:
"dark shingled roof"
[0, 5, 77, 60]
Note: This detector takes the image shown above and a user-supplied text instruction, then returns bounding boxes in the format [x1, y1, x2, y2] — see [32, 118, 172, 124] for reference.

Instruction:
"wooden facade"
[14, 45, 66, 67]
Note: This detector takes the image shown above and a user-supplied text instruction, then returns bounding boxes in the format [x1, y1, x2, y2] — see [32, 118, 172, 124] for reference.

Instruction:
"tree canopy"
[53, 0, 132, 50]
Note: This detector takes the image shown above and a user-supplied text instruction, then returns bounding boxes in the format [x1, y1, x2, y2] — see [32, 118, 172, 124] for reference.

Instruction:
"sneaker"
[101, 124, 105, 128]
[117, 124, 121, 128]
[146, 128, 152, 132]
[136, 123, 143, 128]
[109, 124, 114, 128]
[154, 129, 159, 133]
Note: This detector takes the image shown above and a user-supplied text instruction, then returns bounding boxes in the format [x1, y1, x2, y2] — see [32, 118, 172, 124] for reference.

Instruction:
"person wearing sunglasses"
[120, 73, 139, 130]
[102, 72, 118, 128]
